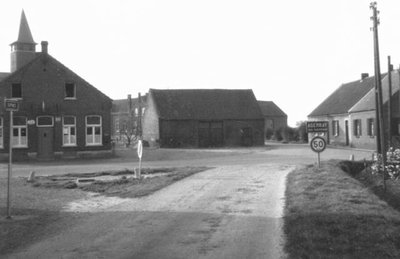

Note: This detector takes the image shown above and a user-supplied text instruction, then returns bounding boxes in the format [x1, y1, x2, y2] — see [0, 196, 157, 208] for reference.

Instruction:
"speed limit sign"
[310, 136, 326, 153]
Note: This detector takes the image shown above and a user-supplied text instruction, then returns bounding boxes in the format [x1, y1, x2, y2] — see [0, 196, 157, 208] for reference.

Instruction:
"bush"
[371, 147, 400, 179]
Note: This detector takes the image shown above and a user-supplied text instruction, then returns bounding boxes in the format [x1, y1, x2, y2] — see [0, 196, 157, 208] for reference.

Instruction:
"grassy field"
[284, 160, 400, 259]
[0, 166, 210, 255]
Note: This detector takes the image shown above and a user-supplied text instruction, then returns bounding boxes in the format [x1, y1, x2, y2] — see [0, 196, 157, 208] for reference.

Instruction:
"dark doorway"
[242, 127, 253, 146]
[198, 121, 223, 148]
[345, 120, 349, 146]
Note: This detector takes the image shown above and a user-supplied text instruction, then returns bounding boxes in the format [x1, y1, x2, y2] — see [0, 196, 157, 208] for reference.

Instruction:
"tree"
[120, 118, 136, 147]
[296, 121, 308, 143]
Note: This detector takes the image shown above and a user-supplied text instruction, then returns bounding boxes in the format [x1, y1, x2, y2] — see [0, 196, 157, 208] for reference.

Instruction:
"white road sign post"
[5, 99, 19, 219]
[136, 139, 143, 179]
[310, 136, 326, 167]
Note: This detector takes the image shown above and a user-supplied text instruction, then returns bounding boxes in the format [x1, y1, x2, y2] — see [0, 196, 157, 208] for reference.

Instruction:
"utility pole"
[388, 56, 393, 148]
[370, 2, 387, 190]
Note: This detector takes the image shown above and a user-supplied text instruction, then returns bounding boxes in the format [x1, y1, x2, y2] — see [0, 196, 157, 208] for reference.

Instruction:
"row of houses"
[0, 11, 287, 160]
[308, 71, 400, 150]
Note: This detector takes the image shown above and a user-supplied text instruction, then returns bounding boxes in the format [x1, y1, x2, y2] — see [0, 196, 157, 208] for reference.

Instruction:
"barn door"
[198, 121, 223, 148]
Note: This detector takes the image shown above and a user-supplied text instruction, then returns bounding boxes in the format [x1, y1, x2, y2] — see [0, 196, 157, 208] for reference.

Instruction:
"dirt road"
[6, 163, 292, 259]
[2, 144, 374, 258]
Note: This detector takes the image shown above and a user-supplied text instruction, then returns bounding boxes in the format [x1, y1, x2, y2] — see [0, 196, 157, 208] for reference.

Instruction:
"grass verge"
[284, 160, 400, 259]
[0, 166, 210, 255]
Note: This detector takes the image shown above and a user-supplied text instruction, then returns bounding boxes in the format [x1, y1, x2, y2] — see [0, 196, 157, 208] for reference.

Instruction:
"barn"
[142, 89, 265, 148]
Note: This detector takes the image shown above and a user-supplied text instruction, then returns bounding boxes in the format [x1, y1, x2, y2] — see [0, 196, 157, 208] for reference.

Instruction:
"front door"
[38, 127, 54, 159]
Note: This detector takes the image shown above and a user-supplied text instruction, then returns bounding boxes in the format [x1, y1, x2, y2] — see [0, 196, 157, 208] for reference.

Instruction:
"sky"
[1, 0, 400, 126]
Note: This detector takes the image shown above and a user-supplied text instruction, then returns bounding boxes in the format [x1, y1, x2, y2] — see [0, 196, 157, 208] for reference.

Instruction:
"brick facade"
[0, 50, 112, 161]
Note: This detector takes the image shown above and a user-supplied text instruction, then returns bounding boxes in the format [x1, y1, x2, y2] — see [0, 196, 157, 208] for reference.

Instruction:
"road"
[1, 143, 374, 178]
[3, 144, 374, 259]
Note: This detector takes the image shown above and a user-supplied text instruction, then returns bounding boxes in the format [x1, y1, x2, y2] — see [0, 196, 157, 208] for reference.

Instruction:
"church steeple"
[10, 10, 37, 73]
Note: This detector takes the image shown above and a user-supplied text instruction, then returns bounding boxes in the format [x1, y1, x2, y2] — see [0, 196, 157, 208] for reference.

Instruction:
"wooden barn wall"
[159, 119, 264, 148]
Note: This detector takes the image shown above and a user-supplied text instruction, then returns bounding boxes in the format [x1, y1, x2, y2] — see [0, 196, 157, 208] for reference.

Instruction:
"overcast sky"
[1, 0, 400, 126]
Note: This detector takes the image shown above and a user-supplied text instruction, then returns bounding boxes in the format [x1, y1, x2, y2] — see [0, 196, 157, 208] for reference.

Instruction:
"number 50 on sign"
[310, 136, 326, 153]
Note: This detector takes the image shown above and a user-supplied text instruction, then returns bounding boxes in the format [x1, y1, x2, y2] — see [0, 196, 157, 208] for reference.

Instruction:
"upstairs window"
[65, 82, 76, 99]
[11, 83, 22, 99]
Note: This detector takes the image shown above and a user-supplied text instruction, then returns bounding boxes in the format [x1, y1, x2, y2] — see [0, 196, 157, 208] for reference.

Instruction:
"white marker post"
[310, 136, 327, 167]
[5, 99, 19, 219]
[137, 139, 143, 179]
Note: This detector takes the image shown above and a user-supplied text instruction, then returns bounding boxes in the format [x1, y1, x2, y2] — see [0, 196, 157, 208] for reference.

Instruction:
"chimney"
[361, 73, 369, 80]
[41, 41, 48, 54]
[128, 94, 132, 114]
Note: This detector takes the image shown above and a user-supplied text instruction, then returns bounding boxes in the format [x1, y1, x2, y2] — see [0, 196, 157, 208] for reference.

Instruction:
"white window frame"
[0, 117, 3, 148]
[86, 116, 102, 146]
[63, 116, 77, 146]
[36, 116, 54, 127]
[13, 116, 28, 148]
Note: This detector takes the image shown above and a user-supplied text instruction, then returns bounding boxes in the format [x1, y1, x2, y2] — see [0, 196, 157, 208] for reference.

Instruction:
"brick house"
[0, 11, 112, 160]
[258, 101, 287, 138]
[307, 72, 400, 150]
[111, 94, 147, 142]
[142, 89, 265, 148]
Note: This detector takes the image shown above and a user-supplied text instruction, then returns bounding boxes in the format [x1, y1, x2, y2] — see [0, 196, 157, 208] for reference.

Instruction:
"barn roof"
[258, 101, 287, 117]
[150, 89, 264, 120]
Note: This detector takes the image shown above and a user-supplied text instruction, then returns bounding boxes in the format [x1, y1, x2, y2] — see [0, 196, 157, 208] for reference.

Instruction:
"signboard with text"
[306, 121, 328, 133]
[5, 99, 19, 111]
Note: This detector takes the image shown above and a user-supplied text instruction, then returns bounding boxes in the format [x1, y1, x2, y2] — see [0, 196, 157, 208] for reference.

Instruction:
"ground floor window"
[332, 120, 339, 136]
[353, 119, 362, 137]
[86, 116, 102, 145]
[63, 116, 76, 146]
[13, 116, 27, 147]
[367, 118, 375, 136]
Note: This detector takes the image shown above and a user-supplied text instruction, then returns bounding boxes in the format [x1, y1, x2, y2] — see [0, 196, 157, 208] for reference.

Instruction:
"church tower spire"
[10, 10, 37, 73]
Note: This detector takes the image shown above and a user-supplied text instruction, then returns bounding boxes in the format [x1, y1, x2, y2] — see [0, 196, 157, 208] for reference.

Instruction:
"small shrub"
[371, 147, 400, 180]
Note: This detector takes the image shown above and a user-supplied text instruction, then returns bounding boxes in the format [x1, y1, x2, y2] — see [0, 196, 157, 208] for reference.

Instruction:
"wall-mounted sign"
[5, 99, 19, 111]
[306, 121, 329, 133]
[27, 120, 35, 125]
